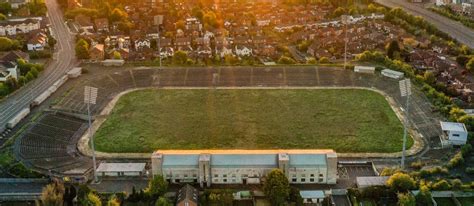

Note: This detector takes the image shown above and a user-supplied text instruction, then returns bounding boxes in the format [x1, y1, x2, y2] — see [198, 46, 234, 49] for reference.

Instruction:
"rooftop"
[440, 121, 467, 132]
[300, 190, 325, 199]
[356, 176, 389, 188]
[96, 163, 146, 172]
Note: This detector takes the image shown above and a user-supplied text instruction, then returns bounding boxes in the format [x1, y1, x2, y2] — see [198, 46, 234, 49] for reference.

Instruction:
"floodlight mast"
[84, 86, 99, 182]
[399, 79, 411, 169]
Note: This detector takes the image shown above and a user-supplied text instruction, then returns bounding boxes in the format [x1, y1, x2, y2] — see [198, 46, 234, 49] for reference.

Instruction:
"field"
[94, 89, 410, 153]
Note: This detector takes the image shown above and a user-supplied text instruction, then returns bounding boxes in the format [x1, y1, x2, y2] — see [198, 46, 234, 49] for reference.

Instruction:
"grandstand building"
[151, 150, 337, 187]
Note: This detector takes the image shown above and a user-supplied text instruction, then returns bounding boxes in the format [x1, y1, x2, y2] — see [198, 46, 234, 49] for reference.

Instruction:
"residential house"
[197, 45, 212, 58]
[195, 37, 210, 46]
[2, 51, 29, 62]
[0, 61, 19, 82]
[0, 18, 41, 36]
[75, 14, 94, 32]
[134, 38, 151, 51]
[89, 44, 105, 61]
[94, 18, 109, 33]
[159, 47, 174, 58]
[176, 185, 198, 206]
[185, 17, 202, 31]
[175, 37, 192, 50]
[27, 32, 48, 51]
[8, 0, 30, 9]
[235, 45, 252, 57]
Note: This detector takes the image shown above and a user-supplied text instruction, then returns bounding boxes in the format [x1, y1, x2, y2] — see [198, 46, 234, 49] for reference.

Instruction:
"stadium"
[13, 66, 440, 180]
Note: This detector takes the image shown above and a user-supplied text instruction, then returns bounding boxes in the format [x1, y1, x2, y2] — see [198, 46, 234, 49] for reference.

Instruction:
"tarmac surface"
[375, 0, 474, 48]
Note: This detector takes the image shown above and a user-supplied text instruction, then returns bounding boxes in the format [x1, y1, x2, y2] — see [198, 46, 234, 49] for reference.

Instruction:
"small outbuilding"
[354, 66, 375, 74]
[440, 121, 468, 146]
[356, 176, 389, 188]
[96, 163, 146, 177]
[300, 190, 326, 204]
[381, 69, 404, 79]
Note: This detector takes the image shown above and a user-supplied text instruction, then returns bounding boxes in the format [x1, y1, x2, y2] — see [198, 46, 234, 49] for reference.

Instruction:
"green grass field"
[94, 89, 410, 153]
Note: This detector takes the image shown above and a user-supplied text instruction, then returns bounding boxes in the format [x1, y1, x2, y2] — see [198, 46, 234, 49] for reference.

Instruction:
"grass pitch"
[94, 89, 410, 153]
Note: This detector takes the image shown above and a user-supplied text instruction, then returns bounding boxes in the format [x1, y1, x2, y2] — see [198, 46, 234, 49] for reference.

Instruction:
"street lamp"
[399, 78, 411, 169]
[84, 86, 99, 182]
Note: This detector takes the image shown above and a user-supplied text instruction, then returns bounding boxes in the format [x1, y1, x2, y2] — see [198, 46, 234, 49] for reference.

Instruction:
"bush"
[278, 56, 296, 64]
[431, 179, 451, 191]
[451, 179, 462, 190]
[29, 50, 52, 59]
[410, 160, 424, 170]
[447, 152, 464, 168]
[419, 166, 449, 178]
[461, 144, 472, 156]
[387, 172, 416, 192]
[319, 57, 330, 64]
[465, 167, 474, 174]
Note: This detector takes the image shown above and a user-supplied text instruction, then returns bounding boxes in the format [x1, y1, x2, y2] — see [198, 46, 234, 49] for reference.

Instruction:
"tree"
[424, 71, 435, 85]
[75, 39, 90, 59]
[5, 77, 18, 91]
[386, 40, 401, 59]
[0, 2, 12, 14]
[456, 55, 469, 67]
[172, 50, 188, 65]
[397, 193, 416, 206]
[386, 172, 415, 192]
[40, 181, 65, 206]
[112, 51, 121, 59]
[107, 195, 120, 206]
[319, 57, 330, 64]
[144, 175, 168, 200]
[451, 179, 462, 190]
[175, 20, 185, 30]
[155, 197, 172, 206]
[0, 13, 6, 21]
[466, 57, 474, 72]
[0, 83, 8, 96]
[0, 37, 19, 51]
[25, 72, 34, 82]
[263, 169, 290, 206]
[86, 192, 102, 206]
[109, 8, 128, 23]
[415, 185, 433, 206]
[431, 179, 451, 191]
[278, 56, 296, 64]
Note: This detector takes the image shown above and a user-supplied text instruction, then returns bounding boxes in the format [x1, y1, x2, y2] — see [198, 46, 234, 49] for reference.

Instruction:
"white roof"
[440, 121, 467, 133]
[300, 190, 325, 199]
[96, 163, 146, 172]
[381, 69, 404, 75]
[354, 66, 375, 70]
[356, 176, 389, 187]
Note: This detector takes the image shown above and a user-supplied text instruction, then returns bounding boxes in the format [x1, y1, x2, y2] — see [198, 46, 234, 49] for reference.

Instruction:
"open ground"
[14, 66, 441, 175]
[94, 88, 407, 153]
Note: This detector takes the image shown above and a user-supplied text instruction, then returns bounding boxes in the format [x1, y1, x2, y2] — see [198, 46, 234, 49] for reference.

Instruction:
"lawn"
[94, 89, 409, 153]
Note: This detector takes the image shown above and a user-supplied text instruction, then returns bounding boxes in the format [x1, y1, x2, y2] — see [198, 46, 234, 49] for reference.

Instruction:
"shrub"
[386, 172, 416, 192]
[431, 179, 451, 191]
[451, 179, 462, 190]
[461, 144, 472, 156]
[319, 57, 330, 64]
[278, 56, 296, 64]
[410, 160, 424, 170]
[465, 167, 474, 174]
[447, 152, 464, 168]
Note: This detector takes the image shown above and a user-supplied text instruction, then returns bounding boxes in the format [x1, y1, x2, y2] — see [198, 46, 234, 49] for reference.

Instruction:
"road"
[376, 0, 474, 48]
[0, 0, 76, 133]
